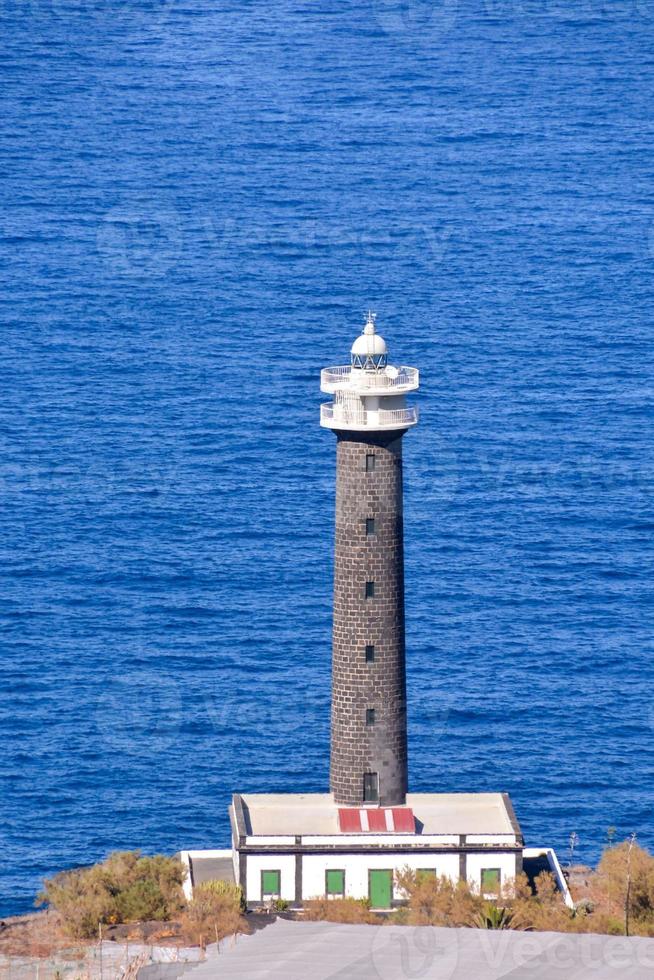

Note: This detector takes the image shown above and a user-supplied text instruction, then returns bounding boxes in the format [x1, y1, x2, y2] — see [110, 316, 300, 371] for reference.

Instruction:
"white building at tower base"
[227, 791, 525, 908]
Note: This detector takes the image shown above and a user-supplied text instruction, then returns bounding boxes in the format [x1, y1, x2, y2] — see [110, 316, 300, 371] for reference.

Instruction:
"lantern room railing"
[320, 403, 419, 431]
[320, 365, 419, 395]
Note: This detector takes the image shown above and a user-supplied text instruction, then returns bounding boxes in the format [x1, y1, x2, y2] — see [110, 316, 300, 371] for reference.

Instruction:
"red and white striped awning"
[337, 807, 415, 833]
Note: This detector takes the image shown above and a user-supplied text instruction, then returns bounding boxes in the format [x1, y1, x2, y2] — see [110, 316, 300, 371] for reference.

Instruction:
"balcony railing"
[320, 403, 419, 431]
[321, 365, 419, 394]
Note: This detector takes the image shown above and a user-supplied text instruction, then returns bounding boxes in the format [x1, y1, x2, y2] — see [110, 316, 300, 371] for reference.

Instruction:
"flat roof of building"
[235, 792, 521, 837]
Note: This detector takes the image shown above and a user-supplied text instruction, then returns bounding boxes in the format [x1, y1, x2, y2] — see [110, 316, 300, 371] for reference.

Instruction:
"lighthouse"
[320, 312, 419, 807]
[221, 313, 525, 910]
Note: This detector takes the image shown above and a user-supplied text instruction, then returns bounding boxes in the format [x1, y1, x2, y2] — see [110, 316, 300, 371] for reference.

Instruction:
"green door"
[369, 869, 393, 909]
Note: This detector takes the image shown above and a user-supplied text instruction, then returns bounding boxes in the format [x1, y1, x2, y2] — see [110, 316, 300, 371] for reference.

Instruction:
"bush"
[38, 851, 186, 938]
[510, 872, 577, 932]
[303, 898, 379, 924]
[180, 881, 248, 949]
[193, 879, 246, 913]
[589, 841, 654, 934]
[394, 868, 483, 926]
[474, 902, 514, 930]
[386, 906, 410, 925]
[115, 878, 169, 923]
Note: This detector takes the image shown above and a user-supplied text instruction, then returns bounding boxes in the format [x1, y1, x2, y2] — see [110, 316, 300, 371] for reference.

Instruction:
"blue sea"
[1, 0, 654, 919]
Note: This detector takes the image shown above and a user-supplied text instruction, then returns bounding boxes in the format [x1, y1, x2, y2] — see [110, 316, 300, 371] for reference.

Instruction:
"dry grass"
[303, 898, 381, 924]
[394, 869, 484, 926]
[0, 910, 74, 958]
[179, 881, 249, 950]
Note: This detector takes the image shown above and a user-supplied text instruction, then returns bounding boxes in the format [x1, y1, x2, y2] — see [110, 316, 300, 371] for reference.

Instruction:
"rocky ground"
[0, 911, 196, 978]
[0, 908, 276, 978]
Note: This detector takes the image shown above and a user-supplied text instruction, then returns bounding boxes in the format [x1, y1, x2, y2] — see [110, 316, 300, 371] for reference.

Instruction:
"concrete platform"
[181, 918, 654, 979]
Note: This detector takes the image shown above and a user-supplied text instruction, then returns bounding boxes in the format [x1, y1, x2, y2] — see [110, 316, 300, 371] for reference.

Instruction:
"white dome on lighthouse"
[351, 332, 387, 357]
[319, 310, 420, 431]
[351, 312, 388, 369]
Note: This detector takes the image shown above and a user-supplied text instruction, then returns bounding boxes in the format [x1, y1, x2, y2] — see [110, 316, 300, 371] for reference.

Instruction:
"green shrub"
[195, 879, 246, 912]
[115, 878, 169, 922]
[38, 851, 186, 938]
[474, 902, 514, 929]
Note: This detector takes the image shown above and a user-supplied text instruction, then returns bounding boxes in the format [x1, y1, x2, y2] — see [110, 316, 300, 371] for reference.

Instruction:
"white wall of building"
[245, 835, 294, 847]
[178, 851, 192, 901]
[466, 851, 517, 896]
[523, 847, 574, 908]
[246, 853, 296, 902]
[242, 849, 520, 903]
[303, 834, 460, 847]
[302, 852, 461, 902]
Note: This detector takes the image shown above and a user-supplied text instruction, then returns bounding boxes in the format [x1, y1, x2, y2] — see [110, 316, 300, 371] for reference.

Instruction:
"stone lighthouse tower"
[320, 313, 420, 807]
[227, 313, 523, 908]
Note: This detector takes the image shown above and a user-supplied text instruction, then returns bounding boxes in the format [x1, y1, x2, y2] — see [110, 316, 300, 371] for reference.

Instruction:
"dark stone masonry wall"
[330, 429, 408, 806]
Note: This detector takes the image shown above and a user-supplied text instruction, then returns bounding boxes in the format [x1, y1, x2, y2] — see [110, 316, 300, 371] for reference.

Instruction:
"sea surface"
[1, 0, 654, 918]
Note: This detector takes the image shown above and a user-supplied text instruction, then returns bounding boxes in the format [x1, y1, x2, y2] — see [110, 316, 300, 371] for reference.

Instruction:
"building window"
[365, 644, 375, 662]
[365, 454, 375, 472]
[365, 518, 375, 536]
[363, 772, 379, 802]
[365, 580, 375, 598]
[325, 869, 345, 898]
[366, 708, 376, 726]
[416, 869, 437, 882]
[261, 869, 281, 899]
[481, 868, 501, 897]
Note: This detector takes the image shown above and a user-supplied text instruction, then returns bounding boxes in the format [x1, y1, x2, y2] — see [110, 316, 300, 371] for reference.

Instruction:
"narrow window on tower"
[365, 454, 375, 472]
[363, 772, 379, 802]
[365, 518, 375, 536]
[365, 644, 375, 662]
[365, 580, 375, 599]
[366, 708, 375, 726]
